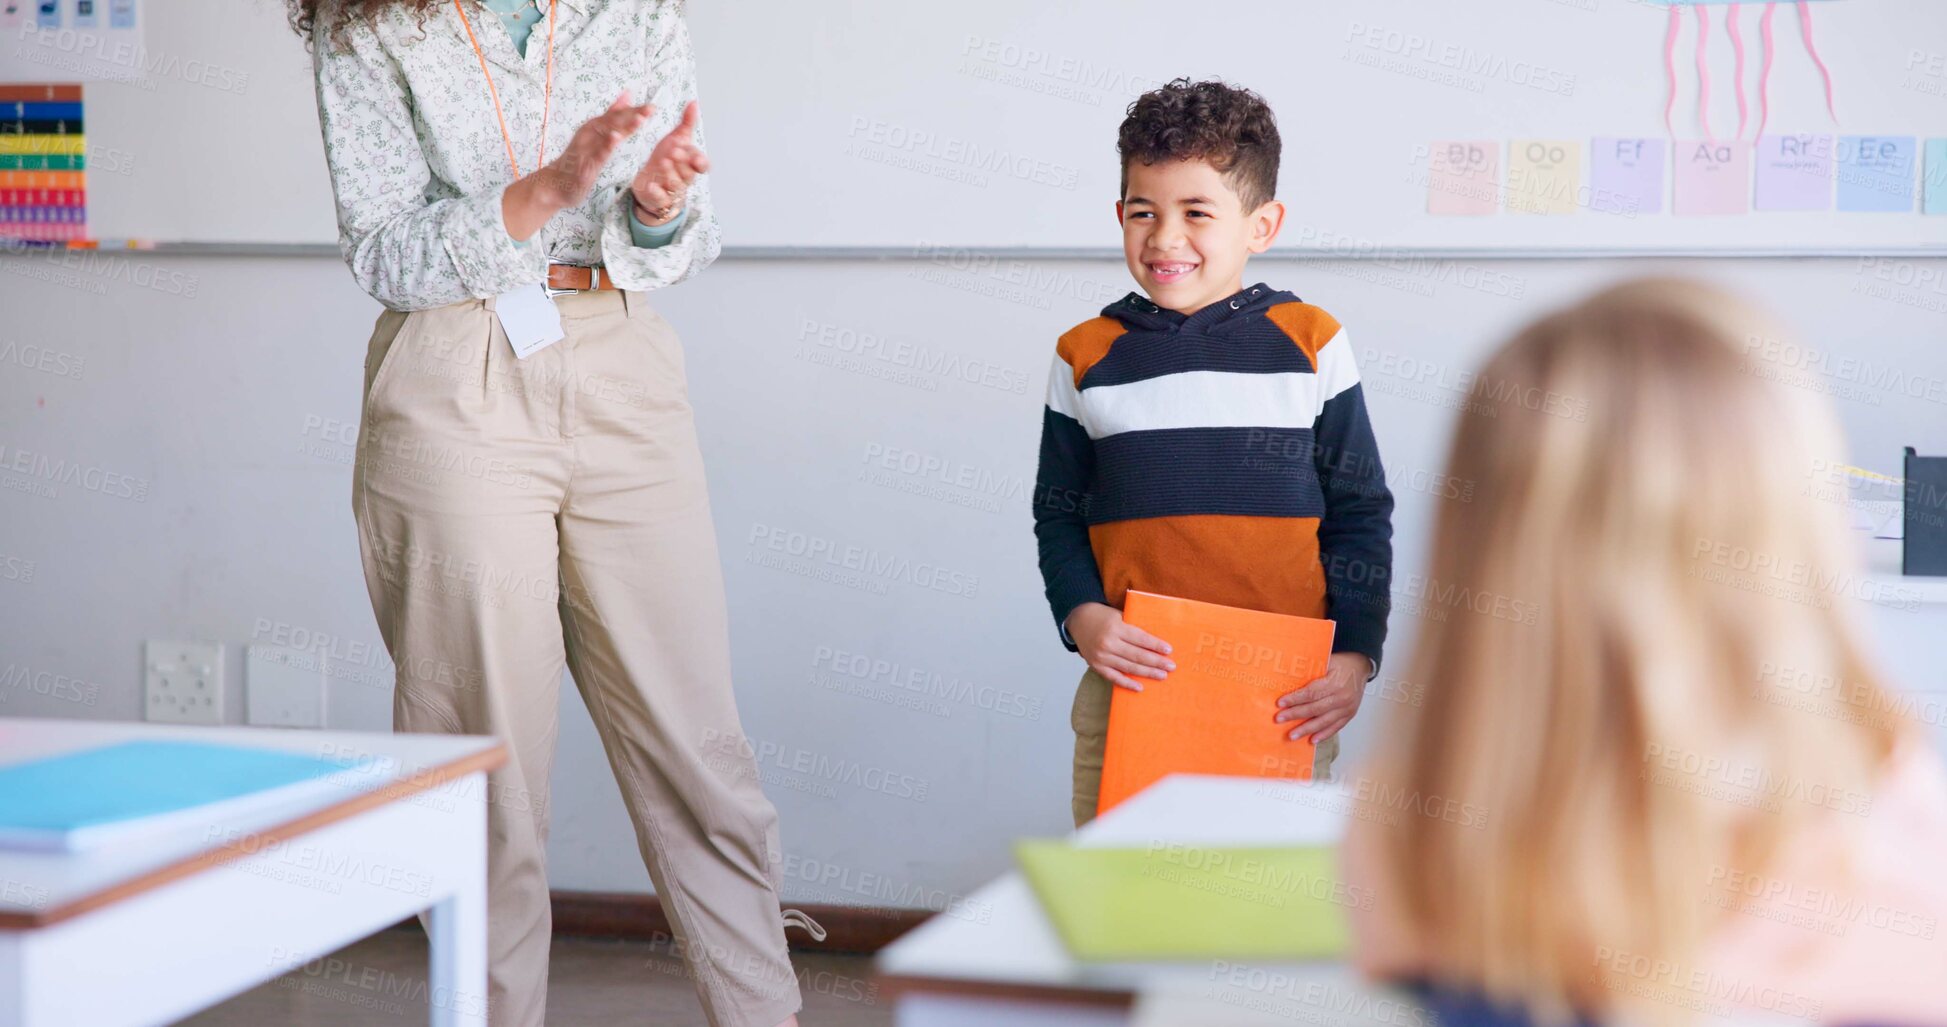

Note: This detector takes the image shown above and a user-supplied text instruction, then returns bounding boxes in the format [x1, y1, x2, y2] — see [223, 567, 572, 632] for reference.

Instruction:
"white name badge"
[495, 283, 566, 360]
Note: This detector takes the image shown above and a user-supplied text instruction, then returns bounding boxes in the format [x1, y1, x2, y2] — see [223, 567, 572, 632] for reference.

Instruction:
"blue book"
[0, 739, 373, 853]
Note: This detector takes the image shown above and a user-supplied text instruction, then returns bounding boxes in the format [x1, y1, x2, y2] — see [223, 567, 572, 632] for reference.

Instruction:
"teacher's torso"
[314, 0, 718, 307]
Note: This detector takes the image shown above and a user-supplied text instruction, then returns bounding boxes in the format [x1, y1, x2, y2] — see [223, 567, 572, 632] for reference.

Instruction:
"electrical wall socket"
[145, 640, 224, 724]
[245, 645, 325, 728]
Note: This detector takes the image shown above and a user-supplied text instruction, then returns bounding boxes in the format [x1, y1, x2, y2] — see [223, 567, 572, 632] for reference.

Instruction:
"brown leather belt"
[545, 263, 618, 294]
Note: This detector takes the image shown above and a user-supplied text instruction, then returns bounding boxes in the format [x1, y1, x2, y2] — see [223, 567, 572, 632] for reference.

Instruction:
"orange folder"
[1097, 590, 1336, 815]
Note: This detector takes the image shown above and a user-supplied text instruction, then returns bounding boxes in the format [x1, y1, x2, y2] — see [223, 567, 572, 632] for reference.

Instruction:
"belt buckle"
[544, 264, 591, 299]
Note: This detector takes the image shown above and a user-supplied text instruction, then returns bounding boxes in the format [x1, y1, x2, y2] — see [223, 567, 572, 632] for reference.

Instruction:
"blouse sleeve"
[311, 14, 547, 311]
[594, 7, 721, 290]
[627, 203, 687, 248]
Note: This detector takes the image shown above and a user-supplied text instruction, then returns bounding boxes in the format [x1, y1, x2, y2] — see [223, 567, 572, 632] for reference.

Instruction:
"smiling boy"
[1033, 78, 1395, 825]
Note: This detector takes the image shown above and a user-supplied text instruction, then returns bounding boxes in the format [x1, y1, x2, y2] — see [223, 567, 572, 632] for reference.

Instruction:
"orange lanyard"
[451, 0, 557, 178]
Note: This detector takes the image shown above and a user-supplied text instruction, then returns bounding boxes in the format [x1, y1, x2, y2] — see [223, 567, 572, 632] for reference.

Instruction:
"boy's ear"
[1248, 199, 1286, 254]
[1114, 200, 1124, 224]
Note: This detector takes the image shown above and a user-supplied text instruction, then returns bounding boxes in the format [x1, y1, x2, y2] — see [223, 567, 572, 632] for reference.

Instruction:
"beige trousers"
[1069, 668, 1340, 827]
[352, 290, 801, 1027]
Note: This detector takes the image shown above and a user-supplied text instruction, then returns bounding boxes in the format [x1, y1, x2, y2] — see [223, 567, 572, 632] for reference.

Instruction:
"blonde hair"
[1363, 278, 1906, 1022]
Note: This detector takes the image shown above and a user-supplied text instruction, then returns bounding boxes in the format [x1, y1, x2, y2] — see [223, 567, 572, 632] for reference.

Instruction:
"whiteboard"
[688, 0, 1947, 251]
[0, 0, 338, 246]
[2, 0, 1942, 251]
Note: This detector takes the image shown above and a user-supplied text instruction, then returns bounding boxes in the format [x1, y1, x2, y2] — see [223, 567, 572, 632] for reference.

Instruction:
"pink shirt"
[1342, 740, 1947, 1024]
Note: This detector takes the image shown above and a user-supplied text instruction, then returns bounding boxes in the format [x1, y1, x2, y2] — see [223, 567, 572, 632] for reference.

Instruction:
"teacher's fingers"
[667, 153, 704, 183]
[578, 109, 653, 170]
[660, 145, 707, 178]
[643, 155, 698, 197]
[607, 90, 658, 117]
[613, 105, 656, 134]
[651, 157, 685, 191]
[658, 103, 699, 149]
[589, 103, 653, 141]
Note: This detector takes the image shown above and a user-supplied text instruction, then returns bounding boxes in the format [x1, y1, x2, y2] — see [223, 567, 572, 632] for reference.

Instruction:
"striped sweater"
[1032, 283, 1394, 665]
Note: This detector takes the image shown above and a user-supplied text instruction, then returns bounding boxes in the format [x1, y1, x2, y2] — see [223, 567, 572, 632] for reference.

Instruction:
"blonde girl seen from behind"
[1344, 278, 1947, 1027]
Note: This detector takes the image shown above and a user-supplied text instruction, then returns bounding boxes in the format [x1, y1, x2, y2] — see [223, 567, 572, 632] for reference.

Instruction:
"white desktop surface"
[0, 718, 499, 922]
[0, 718, 504, 1027]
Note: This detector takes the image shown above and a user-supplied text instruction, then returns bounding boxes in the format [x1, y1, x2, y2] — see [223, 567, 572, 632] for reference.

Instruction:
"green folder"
[1016, 839, 1350, 961]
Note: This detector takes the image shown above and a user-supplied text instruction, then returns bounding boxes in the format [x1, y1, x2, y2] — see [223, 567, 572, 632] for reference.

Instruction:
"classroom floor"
[179, 929, 892, 1026]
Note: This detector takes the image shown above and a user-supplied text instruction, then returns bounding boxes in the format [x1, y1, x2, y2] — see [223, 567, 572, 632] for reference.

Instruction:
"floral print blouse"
[311, 0, 720, 311]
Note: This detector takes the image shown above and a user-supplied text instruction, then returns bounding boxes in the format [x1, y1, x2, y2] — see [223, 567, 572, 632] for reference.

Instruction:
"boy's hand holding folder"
[1095, 591, 1339, 814]
[1064, 601, 1177, 691]
[1276, 651, 1372, 744]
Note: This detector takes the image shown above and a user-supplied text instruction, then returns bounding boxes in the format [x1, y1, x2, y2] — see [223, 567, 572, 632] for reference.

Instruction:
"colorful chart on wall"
[1413, 2, 1940, 226]
[0, 83, 84, 241]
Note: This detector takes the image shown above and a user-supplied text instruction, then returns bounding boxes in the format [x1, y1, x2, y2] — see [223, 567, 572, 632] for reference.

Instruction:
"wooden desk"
[0, 718, 504, 1027]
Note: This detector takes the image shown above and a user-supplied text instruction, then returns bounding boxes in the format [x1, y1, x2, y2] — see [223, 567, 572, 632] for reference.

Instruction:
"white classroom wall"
[3, 250, 1944, 902]
[2, 0, 1945, 907]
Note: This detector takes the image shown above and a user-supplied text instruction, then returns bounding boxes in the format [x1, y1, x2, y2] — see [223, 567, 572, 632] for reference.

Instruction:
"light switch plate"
[245, 645, 325, 728]
[144, 640, 223, 724]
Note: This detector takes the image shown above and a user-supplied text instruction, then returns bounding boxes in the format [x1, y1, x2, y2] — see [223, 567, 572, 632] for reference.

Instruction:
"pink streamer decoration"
[1694, 5, 1712, 142]
[1756, 2, 1777, 141]
[1728, 4, 1748, 140]
[1797, 0, 1838, 122]
[1664, 6, 1682, 137]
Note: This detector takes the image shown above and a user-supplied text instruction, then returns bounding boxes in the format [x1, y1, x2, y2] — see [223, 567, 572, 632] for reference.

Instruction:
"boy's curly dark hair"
[1117, 77, 1281, 211]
